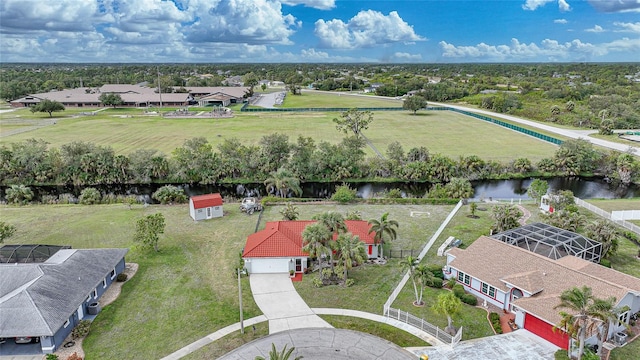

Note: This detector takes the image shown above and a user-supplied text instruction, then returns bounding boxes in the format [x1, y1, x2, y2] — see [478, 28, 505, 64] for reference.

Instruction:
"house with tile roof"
[189, 193, 223, 221]
[0, 248, 128, 354]
[444, 236, 640, 350]
[242, 220, 378, 274]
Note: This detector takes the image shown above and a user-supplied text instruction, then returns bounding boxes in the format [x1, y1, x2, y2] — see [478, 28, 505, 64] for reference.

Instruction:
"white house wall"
[444, 266, 510, 310]
[245, 257, 306, 274]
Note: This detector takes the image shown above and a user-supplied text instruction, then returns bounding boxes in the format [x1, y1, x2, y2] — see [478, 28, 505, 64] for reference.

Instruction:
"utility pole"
[238, 268, 244, 334]
[157, 67, 163, 108]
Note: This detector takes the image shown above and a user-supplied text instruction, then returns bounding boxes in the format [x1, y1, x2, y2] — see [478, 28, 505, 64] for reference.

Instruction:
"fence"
[574, 197, 640, 235]
[240, 103, 403, 112]
[431, 107, 564, 146]
[611, 210, 640, 221]
[388, 249, 420, 258]
[385, 307, 463, 346]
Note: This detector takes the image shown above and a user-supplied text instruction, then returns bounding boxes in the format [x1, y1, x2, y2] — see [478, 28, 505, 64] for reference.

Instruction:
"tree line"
[1, 134, 638, 188]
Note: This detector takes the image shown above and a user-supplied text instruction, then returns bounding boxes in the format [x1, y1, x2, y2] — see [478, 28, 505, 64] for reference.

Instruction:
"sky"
[0, 0, 639, 63]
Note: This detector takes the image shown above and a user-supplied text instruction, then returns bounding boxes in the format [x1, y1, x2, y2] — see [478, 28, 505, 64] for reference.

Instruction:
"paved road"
[218, 328, 416, 360]
[250, 273, 332, 333]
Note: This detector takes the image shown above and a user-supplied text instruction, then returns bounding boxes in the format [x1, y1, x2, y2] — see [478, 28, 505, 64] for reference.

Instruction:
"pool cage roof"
[0, 244, 71, 264]
[491, 222, 602, 263]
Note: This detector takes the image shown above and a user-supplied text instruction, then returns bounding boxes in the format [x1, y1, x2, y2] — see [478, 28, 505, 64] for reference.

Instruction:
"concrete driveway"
[411, 329, 559, 360]
[249, 273, 332, 333]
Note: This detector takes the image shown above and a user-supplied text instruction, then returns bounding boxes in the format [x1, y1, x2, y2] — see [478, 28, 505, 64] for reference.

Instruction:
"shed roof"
[191, 193, 223, 209]
[0, 248, 128, 337]
[243, 220, 376, 258]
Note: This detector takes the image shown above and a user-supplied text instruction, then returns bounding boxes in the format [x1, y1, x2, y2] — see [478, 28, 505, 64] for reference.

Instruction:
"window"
[457, 271, 470, 285]
[481, 283, 496, 297]
[86, 294, 92, 303]
[92, 289, 97, 299]
[102, 278, 107, 288]
[63, 319, 71, 328]
[619, 311, 630, 324]
[197, 209, 203, 213]
[207, 207, 211, 217]
[110, 268, 116, 279]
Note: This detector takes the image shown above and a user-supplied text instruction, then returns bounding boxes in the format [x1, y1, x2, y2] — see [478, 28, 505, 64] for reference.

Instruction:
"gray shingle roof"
[0, 248, 128, 337]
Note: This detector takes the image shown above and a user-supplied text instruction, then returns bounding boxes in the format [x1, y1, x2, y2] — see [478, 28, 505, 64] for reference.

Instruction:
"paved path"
[517, 204, 532, 225]
[411, 329, 558, 360]
[249, 273, 332, 333]
[218, 328, 416, 360]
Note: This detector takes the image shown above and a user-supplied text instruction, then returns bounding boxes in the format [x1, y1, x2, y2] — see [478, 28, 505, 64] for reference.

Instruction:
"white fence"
[574, 198, 640, 235]
[612, 210, 640, 221]
[385, 307, 463, 346]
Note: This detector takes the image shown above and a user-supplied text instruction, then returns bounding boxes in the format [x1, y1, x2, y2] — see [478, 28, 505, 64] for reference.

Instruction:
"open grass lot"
[319, 315, 430, 347]
[180, 323, 270, 360]
[587, 198, 640, 212]
[1, 107, 558, 162]
[280, 91, 402, 108]
[0, 203, 262, 359]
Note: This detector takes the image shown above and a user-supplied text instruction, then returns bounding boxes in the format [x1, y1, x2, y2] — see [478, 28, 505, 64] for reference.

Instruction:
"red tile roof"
[243, 220, 376, 258]
[190, 193, 223, 209]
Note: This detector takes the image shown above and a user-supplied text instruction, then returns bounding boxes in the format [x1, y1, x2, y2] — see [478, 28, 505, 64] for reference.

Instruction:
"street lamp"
[238, 268, 244, 334]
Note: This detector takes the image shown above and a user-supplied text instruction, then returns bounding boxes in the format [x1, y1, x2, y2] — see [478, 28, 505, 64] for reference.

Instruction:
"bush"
[46, 355, 59, 360]
[554, 350, 570, 360]
[600, 258, 611, 268]
[71, 320, 91, 339]
[460, 293, 478, 306]
[453, 284, 465, 297]
[331, 184, 357, 203]
[5, 185, 34, 205]
[152, 185, 187, 204]
[312, 278, 323, 288]
[489, 312, 503, 334]
[116, 272, 128, 282]
[427, 264, 444, 279]
[386, 188, 403, 199]
[79, 187, 102, 205]
[429, 278, 443, 288]
[345, 278, 355, 287]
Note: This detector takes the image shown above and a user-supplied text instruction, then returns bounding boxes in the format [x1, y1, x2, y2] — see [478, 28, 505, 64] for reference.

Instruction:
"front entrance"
[295, 258, 302, 272]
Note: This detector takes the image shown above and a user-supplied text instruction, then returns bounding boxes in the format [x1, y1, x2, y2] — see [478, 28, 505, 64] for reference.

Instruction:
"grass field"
[0, 103, 559, 162]
[0, 203, 262, 359]
[280, 91, 402, 108]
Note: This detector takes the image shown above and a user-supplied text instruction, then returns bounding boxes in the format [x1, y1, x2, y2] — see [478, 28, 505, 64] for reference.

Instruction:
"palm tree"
[313, 212, 347, 274]
[413, 264, 435, 306]
[432, 291, 462, 335]
[301, 223, 331, 280]
[264, 167, 302, 198]
[554, 286, 600, 360]
[280, 202, 299, 221]
[400, 256, 420, 304]
[586, 220, 619, 259]
[589, 296, 619, 357]
[255, 343, 303, 360]
[335, 233, 366, 284]
[368, 212, 399, 258]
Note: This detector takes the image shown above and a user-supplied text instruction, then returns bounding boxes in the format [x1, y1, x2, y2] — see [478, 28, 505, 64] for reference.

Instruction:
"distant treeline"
[1, 135, 638, 187]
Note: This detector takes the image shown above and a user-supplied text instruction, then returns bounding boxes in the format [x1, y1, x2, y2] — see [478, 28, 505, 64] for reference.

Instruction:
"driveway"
[249, 274, 332, 333]
[410, 329, 559, 360]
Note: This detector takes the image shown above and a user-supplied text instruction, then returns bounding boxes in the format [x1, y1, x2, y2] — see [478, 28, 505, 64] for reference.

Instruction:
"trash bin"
[87, 302, 101, 315]
[615, 332, 627, 345]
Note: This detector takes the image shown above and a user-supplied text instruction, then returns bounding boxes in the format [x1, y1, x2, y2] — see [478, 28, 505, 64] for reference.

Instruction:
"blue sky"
[0, 0, 638, 63]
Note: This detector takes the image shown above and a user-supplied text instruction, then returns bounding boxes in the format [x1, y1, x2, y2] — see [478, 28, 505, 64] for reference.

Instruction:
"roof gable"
[191, 193, 223, 209]
[243, 220, 376, 258]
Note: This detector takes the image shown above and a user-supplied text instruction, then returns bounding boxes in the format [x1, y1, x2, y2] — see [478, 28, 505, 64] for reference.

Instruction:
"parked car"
[0, 337, 7, 344]
[15, 336, 40, 344]
[239, 197, 262, 215]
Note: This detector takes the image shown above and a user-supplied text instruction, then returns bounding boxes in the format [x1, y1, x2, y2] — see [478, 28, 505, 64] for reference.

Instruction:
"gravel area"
[53, 263, 138, 359]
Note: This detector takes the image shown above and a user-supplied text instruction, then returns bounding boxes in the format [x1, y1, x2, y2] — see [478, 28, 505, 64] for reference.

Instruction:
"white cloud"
[393, 52, 423, 61]
[613, 21, 640, 33]
[281, 0, 335, 10]
[314, 10, 424, 49]
[0, 0, 111, 32]
[185, 0, 297, 44]
[554, 19, 568, 24]
[522, 0, 571, 11]
[585, 25, 605, 33]
[439, 37, 610, 61]
[588, 0, 640, 13]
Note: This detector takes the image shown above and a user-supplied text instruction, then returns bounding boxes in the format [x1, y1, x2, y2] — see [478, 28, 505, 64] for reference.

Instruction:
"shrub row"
[489, 312, 503, 334]
[452, 284, 478, 306]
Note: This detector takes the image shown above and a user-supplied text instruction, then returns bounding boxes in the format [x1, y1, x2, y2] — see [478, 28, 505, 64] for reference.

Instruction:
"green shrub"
[600, 258, 611, 268]
[429, 278, 443, 288]
[427, 264, 444, 279]
[453, 284, 465, 297]
[489, 312, 500, 323]
[554, 350, 570, 360]
[386, 188, 403, 199]
[331, 184, 357, 203]
[5, 185, 34, 205]
[116, 272, 128, 282]
[345, 278, 355, 287]
[152, 185, 187, 204]
[460, 293, 478, 306]
[312, 278, 323, 288]
[79, 187, 102, 205]
[46, 355, 59, 360]
[71, 319, 91, 339]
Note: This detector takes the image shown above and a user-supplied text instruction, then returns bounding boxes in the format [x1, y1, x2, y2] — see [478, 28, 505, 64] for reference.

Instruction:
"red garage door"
[524, 313, 569, 349]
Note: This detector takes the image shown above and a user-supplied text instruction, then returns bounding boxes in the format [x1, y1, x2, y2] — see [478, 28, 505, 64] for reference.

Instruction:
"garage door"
[250, 258, 289, 274]
[524, 312, 569, 349]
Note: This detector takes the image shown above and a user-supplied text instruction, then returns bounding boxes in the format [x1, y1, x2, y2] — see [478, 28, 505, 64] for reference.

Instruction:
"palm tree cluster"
[400, 256, 436, 306]
[367, 212, 399, 258]
[301, 212, 367, 286]
[554, 286, 622, 359]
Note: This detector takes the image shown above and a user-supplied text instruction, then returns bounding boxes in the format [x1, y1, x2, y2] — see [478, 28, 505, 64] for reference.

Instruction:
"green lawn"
[320, 315, 431, 347]
[609, 336, 640, 360]
[281, 91, 402, 108]
[181, 323, 270, 360]
[1, 96, 558, 162]
[586, 199, 640, 212]
[0, 203, 262, 359]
